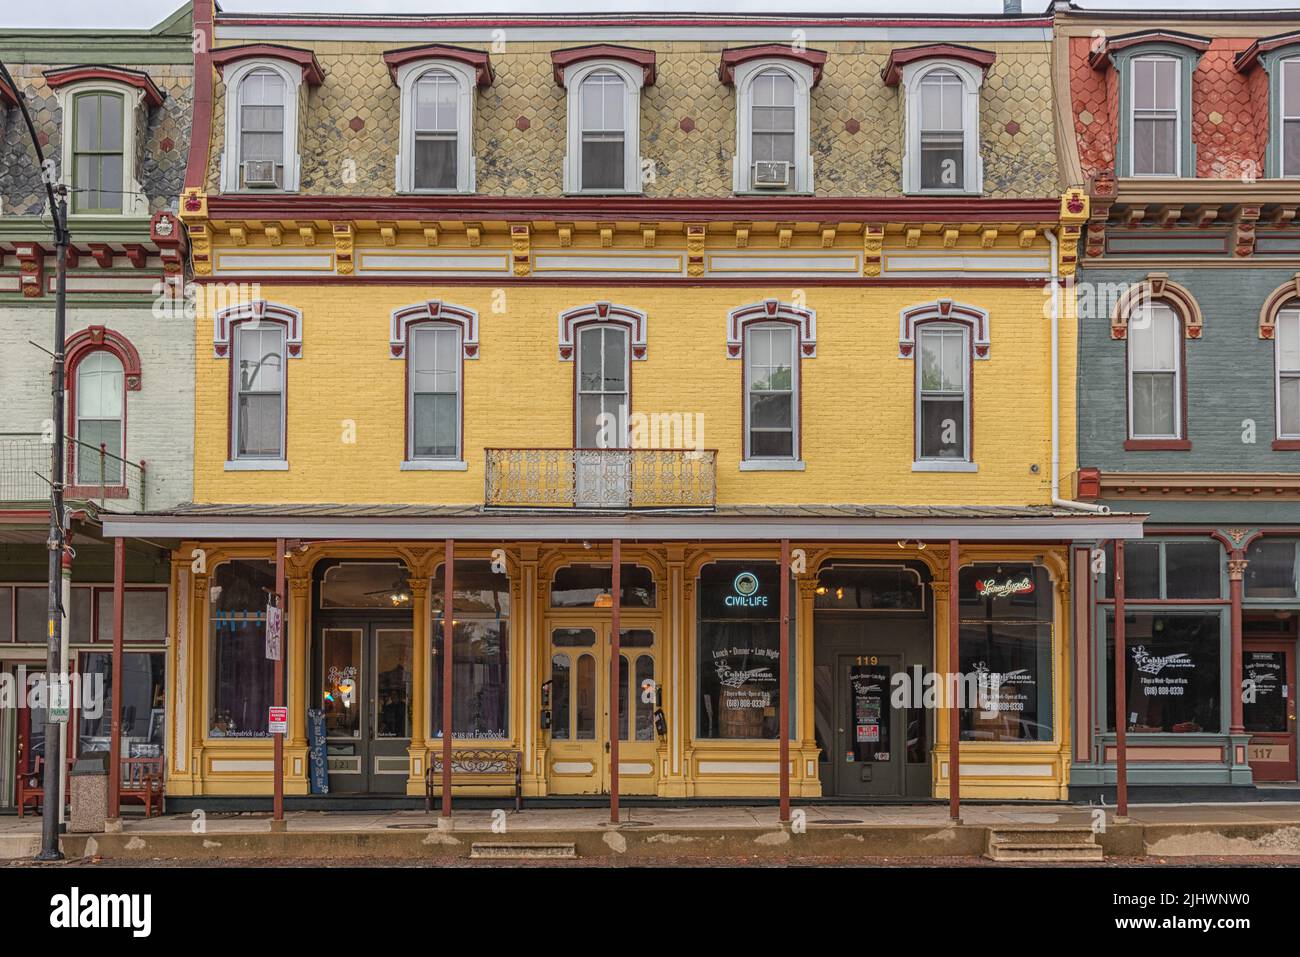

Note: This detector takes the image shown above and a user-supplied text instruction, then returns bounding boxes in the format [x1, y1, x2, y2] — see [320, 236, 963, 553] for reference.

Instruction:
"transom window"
[409, 323, 461, 459]
[916, 323, 970, 461]
[576, 325, 629, 448]
[1128, 302, 1182, 439]
[233, 323, 285, 459]
[1284, 60, 1300, 178]
[71, 92, 124, 213]
[745, 323, 797, 459]
[1278, 307, 1300, 440]
[74, 351, 124, 485]
[413, 70, 459, 191]
[1131, 56, 1179, 177]
[579, 70, 626, 191]
[918, 69, 965, 190]
[750, 69, 796, 180]
[238, 69, 286, 189]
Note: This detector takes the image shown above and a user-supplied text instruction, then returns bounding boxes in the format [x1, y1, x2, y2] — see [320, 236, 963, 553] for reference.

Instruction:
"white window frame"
[228, 321, 288, 468]
[913, 322, 974, 470]
[395, 59, 476, 194]
[1127, 302, 1183, 441]
[1282, 58, 1300, 179]
[1276, 307, 1300, 440]
[732, 59, 813, 194]
[901, 59, 984, 196]
[561, 59, 643, 195]
[220, 57, 303, 194]
[742, 321, 801, 466]
[1129, 54, 1181, 179]
[406, 322, 464, 464]
[53, 80, 145, 217]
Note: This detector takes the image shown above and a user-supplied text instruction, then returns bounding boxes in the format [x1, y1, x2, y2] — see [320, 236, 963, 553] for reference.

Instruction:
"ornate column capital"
[1228, 558, 1249, 582]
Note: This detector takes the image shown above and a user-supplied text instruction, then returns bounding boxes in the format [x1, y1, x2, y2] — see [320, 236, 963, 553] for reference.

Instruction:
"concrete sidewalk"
[5, 802, 1300, 862]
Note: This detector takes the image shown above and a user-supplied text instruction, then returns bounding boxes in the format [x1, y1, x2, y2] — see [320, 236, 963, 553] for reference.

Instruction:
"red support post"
[948, 539, 961, 822]
[1228, 549, 1246, 736]
[108, 537, 125, 820]
[1114, 539, 1128, 819]
[609, 540, 621, 825]
[779, 539, 791, 823]
[273, 537, 285, 822]
[441, 539, 454, 817]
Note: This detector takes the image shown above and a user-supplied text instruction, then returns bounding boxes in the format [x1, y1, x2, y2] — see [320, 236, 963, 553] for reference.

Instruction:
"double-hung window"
[745, 324, 797, 460]
[918, 69, 966, 191]
[71, 92, 125, 213]
[750, 69, 796, 186]
[579, 70, 627, 191]
[233, 323, 285, 459]
[916, 324, 970, 462]
[576, 325, 629, 449]
[1130, 56, 1179, 177]
[1283, 59, 1300, 178]
[413, 70, 459, 191]
[409, 324, 461, 459]
[1128, 302, 1182, 440]
[74, 351, 125, 485]
[1278, 307, 1300, 440]
[238, 69, 286, 189]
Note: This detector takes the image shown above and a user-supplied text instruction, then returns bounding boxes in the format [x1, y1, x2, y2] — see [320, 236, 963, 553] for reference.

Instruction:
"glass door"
[614, 628, 659, 796]
[369, 627, 413, 793]
[835, 654, 905, 797]
[320, 627, 364, 793]
[574, 324, 630, 507]
[1244, 643, 1297, 782]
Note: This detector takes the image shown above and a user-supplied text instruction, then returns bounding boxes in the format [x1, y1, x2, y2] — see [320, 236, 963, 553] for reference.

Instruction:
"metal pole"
[108, 537, 125, 821]
[948, 539, 961, 823]
[1114, 539, 1128, 819]
[779, 540, 790, 822]
[441, 539, 453, 817]
[274, 538, 285, 822]
[609, 541, 621, 825]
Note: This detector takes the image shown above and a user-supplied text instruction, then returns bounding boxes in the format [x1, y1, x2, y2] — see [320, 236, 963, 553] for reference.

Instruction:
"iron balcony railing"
[0, 433, 147, 512]
[485, 448, 717, 509]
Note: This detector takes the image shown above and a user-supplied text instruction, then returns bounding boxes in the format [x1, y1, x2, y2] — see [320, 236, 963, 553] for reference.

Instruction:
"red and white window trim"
[558, 302, 647, 361]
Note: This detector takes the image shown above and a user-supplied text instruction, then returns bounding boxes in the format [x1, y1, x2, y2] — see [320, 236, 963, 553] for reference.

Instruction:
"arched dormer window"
[1111, 276, 1200, 450]
[1232, 34, 1300, 178]
[385, 46, 491, 194]
[721, 45, 824, 194]
[553, 47, 654, 195]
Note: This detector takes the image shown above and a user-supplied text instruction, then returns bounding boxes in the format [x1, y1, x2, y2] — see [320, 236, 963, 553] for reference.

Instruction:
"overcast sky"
[5, 0, 1300, 31]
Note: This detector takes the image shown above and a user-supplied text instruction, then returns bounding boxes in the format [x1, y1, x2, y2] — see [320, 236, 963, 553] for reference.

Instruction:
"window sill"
[911, 460, 978, 473]
[733, 189, 814, 197]
[400, 459, 468, 471]
[1124, 439, 1191, 451]
[563, 189, 644, 197]
[1273, 439, 1300, 451]
[739, 459, 806, 472]
[904, 188, 981, 197]
[224, 459, 288, 471]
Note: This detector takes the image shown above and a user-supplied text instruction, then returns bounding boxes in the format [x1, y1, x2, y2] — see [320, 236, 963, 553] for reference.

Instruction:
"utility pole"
[1, 60, 71, 861]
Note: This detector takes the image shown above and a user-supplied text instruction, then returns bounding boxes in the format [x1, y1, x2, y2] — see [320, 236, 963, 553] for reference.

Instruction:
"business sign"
[972, 576, 1035, 599]
[268, 706, 288, 735]
[307, 709, 330, 794]
[265, 601, 282, 661]
[725, 571, 768, 608]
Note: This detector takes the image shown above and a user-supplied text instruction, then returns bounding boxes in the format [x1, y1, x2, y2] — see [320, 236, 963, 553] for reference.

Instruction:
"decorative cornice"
[881, 43, 995, 87]
[210, 43, 325, 85]
[42, 65, 165, 108]
[551, 44, 656, 86]
[719, 43, 827, 86]
[1098, 472, 1300, 500]
[381, 43, 493, 86]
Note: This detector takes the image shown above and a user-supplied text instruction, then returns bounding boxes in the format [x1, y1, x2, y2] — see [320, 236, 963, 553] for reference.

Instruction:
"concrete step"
[989, 826, 1097, 847]
[985, 842, 1105, 863]
[469, 842, 577, 860]
[0, 834, 40, 861]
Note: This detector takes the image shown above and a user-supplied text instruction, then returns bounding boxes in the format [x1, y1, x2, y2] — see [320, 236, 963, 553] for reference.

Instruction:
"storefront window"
[1105, 611, 1222, 733]
[1102, 539, 1222, 600]
[78, 651, 165, 758]
[814, 563, 924, 610]
[431, 560, 510, 739]
[549, 563, 656, 608]
[209, 559, 277, 738]
[94, 589, 168, 641]
[958, 563, 1054, 743]
[1245, 539, 1298, 600]
[696, 561, 794, 740]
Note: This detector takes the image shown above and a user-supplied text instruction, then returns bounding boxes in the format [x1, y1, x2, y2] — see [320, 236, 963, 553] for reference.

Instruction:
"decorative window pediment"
[558, 302, 647, 361]
[1110, 274, 1203, 340]
[213, 300, 303, 359]
[898, 299, 989, 360]
[390, 300, 479, 359]
[64, 326, 142, 391]
[727, 300, 817, 359]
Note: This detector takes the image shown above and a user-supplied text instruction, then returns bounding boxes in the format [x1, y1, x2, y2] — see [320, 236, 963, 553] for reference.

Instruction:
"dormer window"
[553, 45, 655, 194]
[385, 45, 491, 194]
[43, 66, 165, 217]
[884, 45, 994, 196]
[212, 44, 325, 194]
[1283, 58, 1300, 177]
[721, 45, 825, 194]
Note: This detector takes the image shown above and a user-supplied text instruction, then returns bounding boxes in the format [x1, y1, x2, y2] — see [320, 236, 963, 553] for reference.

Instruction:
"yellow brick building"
[106, 6, 1144, 808]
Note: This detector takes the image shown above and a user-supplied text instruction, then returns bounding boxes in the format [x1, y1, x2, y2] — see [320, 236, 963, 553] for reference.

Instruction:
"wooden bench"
[15, 754, 43, 818]
[119, 757, 165, 818]
[425, 749, 522, 812]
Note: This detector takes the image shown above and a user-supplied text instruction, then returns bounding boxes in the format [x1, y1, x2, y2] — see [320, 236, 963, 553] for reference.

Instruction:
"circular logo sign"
[733, 572, 760, 597]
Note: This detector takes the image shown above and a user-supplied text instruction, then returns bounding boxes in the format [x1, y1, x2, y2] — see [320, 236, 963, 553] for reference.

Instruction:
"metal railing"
[485, 448, 717, 509]
[0, 433, 146, 511]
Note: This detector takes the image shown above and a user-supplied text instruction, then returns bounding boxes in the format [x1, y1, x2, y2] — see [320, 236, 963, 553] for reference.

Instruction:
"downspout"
[1047, 228, 1110, 514]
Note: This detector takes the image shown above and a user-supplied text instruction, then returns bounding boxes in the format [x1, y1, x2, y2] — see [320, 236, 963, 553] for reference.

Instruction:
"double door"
[317, 623, 413, 793]
[1244, 642, 1297, 782]
[544, 622, 660, 795]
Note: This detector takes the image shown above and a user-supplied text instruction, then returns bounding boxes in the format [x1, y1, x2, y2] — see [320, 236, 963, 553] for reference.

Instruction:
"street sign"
[268, 706, 288, 735]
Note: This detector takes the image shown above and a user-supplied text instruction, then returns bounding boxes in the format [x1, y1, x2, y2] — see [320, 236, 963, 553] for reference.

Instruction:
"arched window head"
[74, 351, 125, 485]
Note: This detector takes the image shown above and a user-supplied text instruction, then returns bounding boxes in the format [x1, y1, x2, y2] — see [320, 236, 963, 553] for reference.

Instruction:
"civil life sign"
[268, 706, 288, 735]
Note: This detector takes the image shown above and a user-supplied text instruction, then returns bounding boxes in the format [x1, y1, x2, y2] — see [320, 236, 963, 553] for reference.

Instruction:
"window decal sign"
[973, 576, 1035, 599]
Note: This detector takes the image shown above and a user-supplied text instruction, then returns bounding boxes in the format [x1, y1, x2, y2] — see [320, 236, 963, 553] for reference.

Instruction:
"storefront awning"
[101, 503, 1146, 543]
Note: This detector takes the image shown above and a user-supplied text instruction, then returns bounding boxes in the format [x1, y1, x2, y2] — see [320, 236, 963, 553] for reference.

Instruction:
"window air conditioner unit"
[242, 160, 278, 188]
[751, 160, 790, 189]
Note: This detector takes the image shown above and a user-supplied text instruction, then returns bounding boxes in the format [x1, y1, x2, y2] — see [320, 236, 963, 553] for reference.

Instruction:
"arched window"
[408, 321, 462, 460]
[1283, 58, 1300, 178]
[1128, 300, 1183, 441]
[899, 59, 986, 194]
[73, 351, 124, 484]
[1277, 303, 1300, 441]
[558, 55, 646, 194]
[578, 69, 627, 191]
[750, 69, 796, 182]
[1130, 55, 1180, 177]
[916, 69, 965, 191]
[237, 68, 286, 188]
[412, 69, 460, 191]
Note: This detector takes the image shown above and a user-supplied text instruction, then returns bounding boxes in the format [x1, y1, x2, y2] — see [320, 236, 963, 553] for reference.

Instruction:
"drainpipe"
[1047, 228, 1110, 514]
